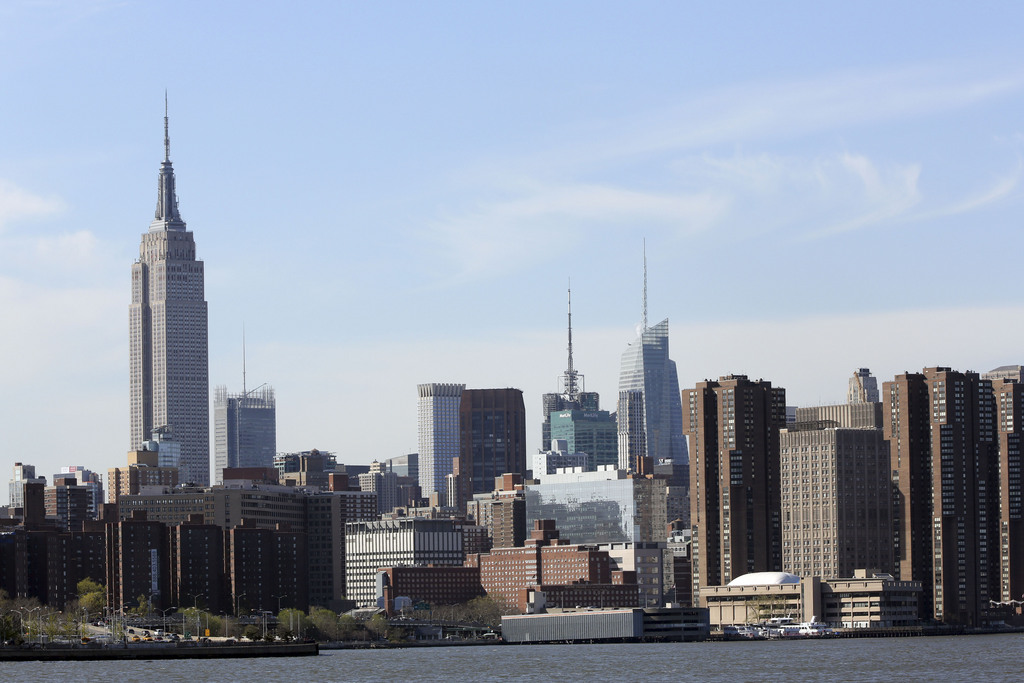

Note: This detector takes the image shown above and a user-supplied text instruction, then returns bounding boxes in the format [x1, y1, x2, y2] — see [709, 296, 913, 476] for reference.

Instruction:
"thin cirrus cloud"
[914, 157, 1023, 221]
[417, 64, 1024, 280]
[616, 65, 1024, 159]
[801, 154, 923, 239]
[420, 182, 729, 284]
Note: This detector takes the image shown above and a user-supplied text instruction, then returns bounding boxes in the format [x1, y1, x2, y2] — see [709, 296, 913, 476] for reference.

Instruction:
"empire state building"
[129, 105, 210, 485]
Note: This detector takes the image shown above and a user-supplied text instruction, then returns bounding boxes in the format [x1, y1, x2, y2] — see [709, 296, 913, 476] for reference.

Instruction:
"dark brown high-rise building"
[453, 388, 527, 509]
[105, 510, 170, 612]
[884, 368, 1000, 625]
[170, 514, 226, 613]
[993, 379, 1024, 604]
[44, 481, 92, 532]
[684, 375, 786, 602]
[225, 520, 308, 614]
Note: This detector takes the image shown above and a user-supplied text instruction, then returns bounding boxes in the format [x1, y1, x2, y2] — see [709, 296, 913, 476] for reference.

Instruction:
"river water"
[3, 634, 1021, 682]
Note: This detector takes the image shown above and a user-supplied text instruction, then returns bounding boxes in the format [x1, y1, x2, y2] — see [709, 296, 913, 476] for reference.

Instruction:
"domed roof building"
[727, 572, 800, 587]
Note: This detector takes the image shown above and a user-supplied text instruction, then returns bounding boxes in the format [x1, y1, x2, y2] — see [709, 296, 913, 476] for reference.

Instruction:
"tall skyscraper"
[617, 252, 684, 470]
[129, 101, 210, 485]
[213, 385, 277, 484]
[417, 383, 465, 504]
[454, 388, 527, 507]
[884, 368, 1001, 625]
[684, 375, 786, 601]
[541, 288, 600, 450]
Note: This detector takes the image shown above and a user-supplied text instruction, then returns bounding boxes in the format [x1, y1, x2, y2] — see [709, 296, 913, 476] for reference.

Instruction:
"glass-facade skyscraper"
[524, 468, 668, 544]
[129, 104, 210, 486]
[617, 318, 685, 470]
[213, 385, 277, 484]
[550, 409, 618, 468]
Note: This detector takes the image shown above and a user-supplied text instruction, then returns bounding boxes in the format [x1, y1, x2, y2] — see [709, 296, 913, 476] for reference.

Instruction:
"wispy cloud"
[611, 66, 1024, 161]
[916, 158, 1022, 220]
[419, 64, 1024, 278]
[0, 178, 64, 231]
[422, 182, 729, 283]
[803, 154, 922, 238]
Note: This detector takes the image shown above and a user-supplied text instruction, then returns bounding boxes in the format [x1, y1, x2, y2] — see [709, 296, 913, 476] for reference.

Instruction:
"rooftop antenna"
[641, 239, 648, 331]
[242, 323, 247, 396]
[163, 90, 170, 162]
[562, 281, 580, 401]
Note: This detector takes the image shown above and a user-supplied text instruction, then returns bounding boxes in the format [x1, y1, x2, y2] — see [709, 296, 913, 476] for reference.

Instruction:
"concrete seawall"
[0, 641, 319, 662]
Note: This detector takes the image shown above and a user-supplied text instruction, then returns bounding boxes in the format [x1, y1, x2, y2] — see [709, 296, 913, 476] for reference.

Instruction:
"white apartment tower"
[129, 102, 210, 486]
[417, 383, 465, 504]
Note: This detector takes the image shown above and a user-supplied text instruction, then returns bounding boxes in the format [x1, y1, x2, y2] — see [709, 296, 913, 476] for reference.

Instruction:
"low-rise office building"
[699, 570, 922, 628]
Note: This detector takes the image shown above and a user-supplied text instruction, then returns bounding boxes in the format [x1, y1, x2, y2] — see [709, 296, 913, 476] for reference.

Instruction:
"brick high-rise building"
[884, 368, 1001, 625]
[106, 510, 170, 612]
[779, 403, 892, 579]
[44, 480, 93, 532]
[993, 379, 1024, 605]
[684, 375, 786, 603]
[225, 520, 308, 614]
[108, 448, 180, 504]
[169, 514, 226, 613]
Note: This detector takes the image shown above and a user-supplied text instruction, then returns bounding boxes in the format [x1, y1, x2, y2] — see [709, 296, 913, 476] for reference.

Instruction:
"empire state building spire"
[131, 98, 209, 487]
[152, 92, 185, 230]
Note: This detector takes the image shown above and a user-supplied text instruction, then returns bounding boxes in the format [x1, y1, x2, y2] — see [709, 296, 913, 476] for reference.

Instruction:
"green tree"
[131, 594, 151, 617]
[337, 614, 362, 641]
[243, 625, 262, 641]
[0, 613, 20, 642]
[307, 607, 339, 641]
[77, 578, 106, 614]
[366, 613, 389, 640]
[277, 608, 310, 640]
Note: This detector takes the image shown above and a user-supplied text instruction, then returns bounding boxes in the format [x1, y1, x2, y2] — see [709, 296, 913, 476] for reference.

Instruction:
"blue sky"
[2, 1, 1023, 491]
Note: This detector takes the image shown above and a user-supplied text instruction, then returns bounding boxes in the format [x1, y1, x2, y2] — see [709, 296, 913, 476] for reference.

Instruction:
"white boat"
[763, 616, 832, 638]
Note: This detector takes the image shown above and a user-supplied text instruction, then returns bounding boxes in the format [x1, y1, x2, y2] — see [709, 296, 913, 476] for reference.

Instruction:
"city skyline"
[3, 3, 1024, 482]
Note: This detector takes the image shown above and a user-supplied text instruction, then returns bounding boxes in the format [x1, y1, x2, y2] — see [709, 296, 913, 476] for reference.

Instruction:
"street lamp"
[27, 607, 41, 644]
[271, 594, 287, 641]
[160, 607, 177, 635]
[235, 593, 247, 617]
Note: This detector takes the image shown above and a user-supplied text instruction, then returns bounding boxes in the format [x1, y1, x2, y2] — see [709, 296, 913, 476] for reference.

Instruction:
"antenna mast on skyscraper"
[242, 323, 247, 396]
[164, 90, 170, 162]
[562, 282, 581, 402]
[641, 239, 648, 332]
